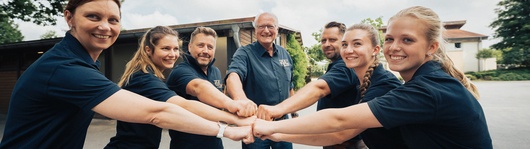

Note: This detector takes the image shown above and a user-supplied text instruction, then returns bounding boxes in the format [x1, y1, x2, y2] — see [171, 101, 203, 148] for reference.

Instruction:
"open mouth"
[390, 55, 406, 60]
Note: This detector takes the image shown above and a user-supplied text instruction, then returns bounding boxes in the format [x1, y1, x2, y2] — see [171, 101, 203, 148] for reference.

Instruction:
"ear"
[373, 45, 381, 56]
[145, 46, 152, 56]
[427, 41, 439, 56]
[64, 10, 73, 28]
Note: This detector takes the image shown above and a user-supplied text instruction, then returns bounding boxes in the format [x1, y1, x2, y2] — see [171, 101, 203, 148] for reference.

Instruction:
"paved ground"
[1, 81, 529, 148]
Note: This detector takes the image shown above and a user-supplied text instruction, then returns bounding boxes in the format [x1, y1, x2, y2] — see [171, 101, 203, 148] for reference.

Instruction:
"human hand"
[252, 118, 275, 139]
[234, 115, 256, 126]
[228, 98, 257, 117]
[256, 105, 283, 121]
[224, 125, 254, 144]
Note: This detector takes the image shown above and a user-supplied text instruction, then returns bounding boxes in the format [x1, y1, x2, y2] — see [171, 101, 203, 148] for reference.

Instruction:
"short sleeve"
[319, 63, 357, 99]
[125, 71, 176, 102]
[367, 82, 436, 128]
[226, 47, 249, 82]
[167, 65, 200, 96]
[48, 62, 121, 111]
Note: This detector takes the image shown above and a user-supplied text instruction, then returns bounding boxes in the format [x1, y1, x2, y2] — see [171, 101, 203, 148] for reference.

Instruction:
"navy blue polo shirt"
[368, 61, 492, 149]
[166, 53, 223, 149]
[0, 32, 121, 148]
[355, 64, 407, 149]
[316, 59, 359, 110]
[105, 69, 177, 149]
[226, 42, 293, 106]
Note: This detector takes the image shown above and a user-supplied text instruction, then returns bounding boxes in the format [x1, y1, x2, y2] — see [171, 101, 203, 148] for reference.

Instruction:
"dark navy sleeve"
[48, 62, 121, 111]
[362, 66, 401, 102]
[167, 64, 199, 96]
[124, 71, 176, 102]
[367, 80, 436, 128]
[319, 62, 358, 99]
[226, 47, 249, 82]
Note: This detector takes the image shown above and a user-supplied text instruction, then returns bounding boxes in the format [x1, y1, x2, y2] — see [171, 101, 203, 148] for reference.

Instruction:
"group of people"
[0, 0, 492, 149]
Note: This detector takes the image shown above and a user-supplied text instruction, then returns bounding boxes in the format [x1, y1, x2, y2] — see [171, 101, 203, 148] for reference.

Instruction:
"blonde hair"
[118, 26, 180, 87]
[346, 23, 380, 102]
[389, 6, 480, 99]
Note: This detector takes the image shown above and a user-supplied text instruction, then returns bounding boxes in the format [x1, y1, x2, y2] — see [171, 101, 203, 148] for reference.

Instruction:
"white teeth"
[94, 35, 110, 39]
[391, 56, 405, 60]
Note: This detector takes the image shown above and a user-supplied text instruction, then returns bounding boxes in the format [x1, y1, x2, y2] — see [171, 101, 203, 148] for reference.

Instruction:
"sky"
[11, 0, 502, 48]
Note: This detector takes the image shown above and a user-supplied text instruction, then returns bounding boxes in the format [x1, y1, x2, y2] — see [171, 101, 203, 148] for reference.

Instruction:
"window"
[455, 43, 461, 48]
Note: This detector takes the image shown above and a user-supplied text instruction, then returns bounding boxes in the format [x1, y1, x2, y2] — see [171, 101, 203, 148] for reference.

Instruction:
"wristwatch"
[217, 121, 228, 138]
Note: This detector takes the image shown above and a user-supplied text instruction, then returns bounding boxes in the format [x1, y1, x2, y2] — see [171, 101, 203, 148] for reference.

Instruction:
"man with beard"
[166, 26, 256, 149]
[256, 21, 367, 149]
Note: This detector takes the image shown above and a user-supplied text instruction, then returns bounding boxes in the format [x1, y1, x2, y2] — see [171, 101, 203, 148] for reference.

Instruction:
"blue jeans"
[242, 137, 292, 149]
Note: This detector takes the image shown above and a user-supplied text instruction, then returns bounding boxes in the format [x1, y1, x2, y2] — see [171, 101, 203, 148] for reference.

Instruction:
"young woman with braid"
[253, 6, 492, 148]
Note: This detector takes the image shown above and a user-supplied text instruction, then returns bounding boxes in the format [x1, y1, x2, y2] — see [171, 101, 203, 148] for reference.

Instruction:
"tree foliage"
[0, 17, 24, 44]
[360, 17, 384, 47]
[286, 33, 309, 90]
[40, 30, 59, 39]
[490, 0, 530, 66]
[1, 0, 67, 26]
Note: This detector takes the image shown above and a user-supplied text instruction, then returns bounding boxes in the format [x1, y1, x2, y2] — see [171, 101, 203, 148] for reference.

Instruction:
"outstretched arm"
[225, 72, 257, 117]
[92, 89, 253, 142]
[166, 95, 255, 126]
[253, 103, 381, 136]
[264, 129, 365, 146]
[257, 79, 330, 120]
[186, 78, 256, 117]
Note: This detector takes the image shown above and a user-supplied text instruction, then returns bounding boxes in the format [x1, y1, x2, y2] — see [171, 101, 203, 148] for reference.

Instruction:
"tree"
[0, 17, 24, 44]
[40, 30, 59, 39]
[286, 33, 309, 90]
[360, 17, 384, 47]
[1, 0, 67, 26]
[490, 0, 530, 66]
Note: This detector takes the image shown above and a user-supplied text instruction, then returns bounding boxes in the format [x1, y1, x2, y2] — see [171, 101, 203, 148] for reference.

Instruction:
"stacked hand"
[227, 98, 257, 117]
[256, 105, 283, 121]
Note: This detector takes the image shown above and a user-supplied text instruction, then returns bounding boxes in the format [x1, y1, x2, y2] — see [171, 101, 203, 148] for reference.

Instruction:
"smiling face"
[254, 13, 278, 47]
[146, 35, 180, 71]
[321, 27, 343, 62]
[383, 16, 437, 80]
[189, 33, 216, 69]
[65, 0, 121, 54]
[340, 29, 379, 70]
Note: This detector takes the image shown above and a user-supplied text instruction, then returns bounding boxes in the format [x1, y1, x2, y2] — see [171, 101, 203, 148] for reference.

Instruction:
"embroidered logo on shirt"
[214, 80, 223, 89]
[279, 59, 291, 67]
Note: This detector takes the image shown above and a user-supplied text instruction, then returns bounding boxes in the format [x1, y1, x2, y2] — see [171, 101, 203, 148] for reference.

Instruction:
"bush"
[466, 74, 477, 80]
[498, 73, 525, 81]
[285, 33, 308, 90]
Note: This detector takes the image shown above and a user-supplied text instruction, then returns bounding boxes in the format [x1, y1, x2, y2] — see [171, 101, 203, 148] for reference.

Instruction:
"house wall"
[445, 40, 482, 72]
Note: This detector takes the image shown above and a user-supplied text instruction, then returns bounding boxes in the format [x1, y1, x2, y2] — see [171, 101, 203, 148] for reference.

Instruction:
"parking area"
[1, 81, 529, 148]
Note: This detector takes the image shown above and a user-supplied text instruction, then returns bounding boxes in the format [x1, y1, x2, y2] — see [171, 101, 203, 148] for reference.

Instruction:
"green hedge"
[466, 68, 530, 81]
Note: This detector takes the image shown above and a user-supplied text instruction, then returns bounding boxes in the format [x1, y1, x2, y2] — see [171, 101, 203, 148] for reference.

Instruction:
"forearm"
[277, 80, 330, 114]
[93, 90, 219, 136]
[188, 79, 233, 109]
[272, 103, 379, 134]
[274, 129, 365, 146]
[226, 73, 247, 100]
[166, 96, 239, 125]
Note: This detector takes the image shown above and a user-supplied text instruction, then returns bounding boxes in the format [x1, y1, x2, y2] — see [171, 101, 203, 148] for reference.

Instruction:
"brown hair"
[65, 0, 121, 14]
[118, 26, 180, 87]
[324, 21, 346, 35]
[190, 26, 218, 44]
[346, 23, 381, 102]
[389, 6, 480, 99]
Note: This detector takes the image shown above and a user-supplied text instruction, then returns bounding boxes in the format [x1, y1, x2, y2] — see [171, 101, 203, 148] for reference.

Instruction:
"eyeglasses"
[257, 25, 276, 30]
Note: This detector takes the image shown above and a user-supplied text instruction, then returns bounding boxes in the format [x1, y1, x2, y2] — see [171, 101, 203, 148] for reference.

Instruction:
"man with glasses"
[225, 12, 294, 149]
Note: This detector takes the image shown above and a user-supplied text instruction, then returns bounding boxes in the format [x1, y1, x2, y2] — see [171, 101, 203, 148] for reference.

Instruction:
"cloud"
[121, 11, 179, 30]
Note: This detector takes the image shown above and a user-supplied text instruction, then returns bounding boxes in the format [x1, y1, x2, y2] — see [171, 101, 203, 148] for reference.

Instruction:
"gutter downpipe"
[231, 24, 241, 48]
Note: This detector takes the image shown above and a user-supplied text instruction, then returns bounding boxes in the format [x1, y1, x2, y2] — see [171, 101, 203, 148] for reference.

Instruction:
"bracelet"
[217, 121, 228, 138]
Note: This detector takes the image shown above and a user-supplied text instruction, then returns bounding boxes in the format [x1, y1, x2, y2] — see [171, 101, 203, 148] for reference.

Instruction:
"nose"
[98, 22, 110, 31]
[341, 45, 353, 53]
[387, 41, 400, 52]
[170, 50, 179, 58]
